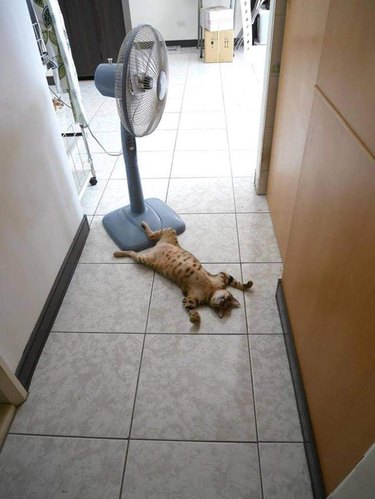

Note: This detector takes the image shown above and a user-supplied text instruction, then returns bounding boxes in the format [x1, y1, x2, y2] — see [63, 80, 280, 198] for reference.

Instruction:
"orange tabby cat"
[114, 222, 253, 323]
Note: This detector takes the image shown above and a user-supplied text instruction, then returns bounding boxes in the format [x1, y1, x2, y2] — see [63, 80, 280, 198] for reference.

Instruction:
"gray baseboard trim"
[276, 280, 326, 499]
[16, 216, 90, 389]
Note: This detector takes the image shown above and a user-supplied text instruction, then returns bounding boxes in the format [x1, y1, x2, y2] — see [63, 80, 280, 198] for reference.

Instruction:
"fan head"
[115, 24, 168, 137]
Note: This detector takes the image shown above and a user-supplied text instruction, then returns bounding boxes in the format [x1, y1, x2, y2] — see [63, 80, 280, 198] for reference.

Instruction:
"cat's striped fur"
[114, 222, 253, 323]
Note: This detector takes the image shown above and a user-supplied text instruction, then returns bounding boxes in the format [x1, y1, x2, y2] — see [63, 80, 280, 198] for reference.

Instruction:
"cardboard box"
[204, 29, 234, 63]
[200, 7, 233, 32]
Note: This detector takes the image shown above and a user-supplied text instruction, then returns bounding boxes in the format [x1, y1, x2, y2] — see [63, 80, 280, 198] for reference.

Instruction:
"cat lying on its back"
[114, 222, 253, 323]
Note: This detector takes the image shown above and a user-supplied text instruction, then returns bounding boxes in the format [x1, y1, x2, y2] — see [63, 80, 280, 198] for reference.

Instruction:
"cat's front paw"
[113, 250, 131, 258]
[189, 311, 201, 323]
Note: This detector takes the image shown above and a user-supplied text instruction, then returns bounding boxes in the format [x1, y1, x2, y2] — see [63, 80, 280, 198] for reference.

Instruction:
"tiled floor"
[0, 48, 313, 498]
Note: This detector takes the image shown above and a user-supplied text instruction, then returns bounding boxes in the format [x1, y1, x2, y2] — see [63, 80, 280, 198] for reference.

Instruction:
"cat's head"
[210, 290, 240, 318]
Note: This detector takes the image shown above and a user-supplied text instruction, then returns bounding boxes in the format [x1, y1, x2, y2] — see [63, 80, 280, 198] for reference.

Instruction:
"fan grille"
[115, 25, 168, 137]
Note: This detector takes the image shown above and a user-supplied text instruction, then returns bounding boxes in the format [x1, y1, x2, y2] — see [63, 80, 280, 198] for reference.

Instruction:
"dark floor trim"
[166, 39, 197, 47]
[276, 280, 326, 499]
[61, 132, 83, 138]
[16, 216, 90, 390]
[165, 38, 242, 49]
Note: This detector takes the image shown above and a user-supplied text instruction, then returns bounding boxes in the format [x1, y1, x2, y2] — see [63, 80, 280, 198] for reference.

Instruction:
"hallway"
[0, 47, 312, 499]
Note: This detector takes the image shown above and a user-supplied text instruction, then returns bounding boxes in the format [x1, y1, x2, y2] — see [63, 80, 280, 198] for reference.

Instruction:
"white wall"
[128, 0, 242, 40]
[0, 0, 83, 372]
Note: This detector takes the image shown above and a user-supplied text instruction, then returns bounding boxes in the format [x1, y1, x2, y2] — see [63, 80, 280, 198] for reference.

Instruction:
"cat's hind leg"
[220, 272, 253, 290]
[182, 296, 200, 323]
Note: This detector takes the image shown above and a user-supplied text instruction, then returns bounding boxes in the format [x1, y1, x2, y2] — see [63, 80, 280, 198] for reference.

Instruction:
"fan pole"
[121, 124, 145, 215]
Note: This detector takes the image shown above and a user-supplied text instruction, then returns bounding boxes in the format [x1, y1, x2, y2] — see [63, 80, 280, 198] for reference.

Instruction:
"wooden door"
[267, 0, 331, 260]
[268, 0, 375, 492]
[59, 0, 127, 78]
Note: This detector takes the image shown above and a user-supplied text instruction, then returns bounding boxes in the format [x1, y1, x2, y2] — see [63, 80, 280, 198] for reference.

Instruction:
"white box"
[200, 6, 234, 32]
[257, 6, 270, 45]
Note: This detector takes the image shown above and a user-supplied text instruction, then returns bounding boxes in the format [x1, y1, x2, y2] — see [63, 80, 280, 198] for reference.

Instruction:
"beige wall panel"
[317, 0, 375, 154]
[283, 91, 375, 492]
[267, 0, 331, 259]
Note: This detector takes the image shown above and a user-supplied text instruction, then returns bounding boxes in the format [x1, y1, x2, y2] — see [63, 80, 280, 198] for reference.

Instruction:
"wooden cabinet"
[58, 0, 127, 78]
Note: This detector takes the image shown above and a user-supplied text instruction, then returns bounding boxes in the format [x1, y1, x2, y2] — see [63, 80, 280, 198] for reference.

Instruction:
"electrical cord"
[49, 87, 123, 157]
[85, 125, 123, 157]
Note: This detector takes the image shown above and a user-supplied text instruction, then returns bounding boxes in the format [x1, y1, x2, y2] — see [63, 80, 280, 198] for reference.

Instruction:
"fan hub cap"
[157, 70, 167, 101]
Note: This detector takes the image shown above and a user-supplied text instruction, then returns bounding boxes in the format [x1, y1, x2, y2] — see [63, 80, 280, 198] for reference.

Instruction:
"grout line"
[77, 261, 283, 265]
[164, 51, 191, 198]
[118, 271, 156, 498]
[176, 211, 270, 215]
[219, 63, 250, 320]
[247, 331, 264, 499]
[9, 432, 128, 441]
[219, 62, 265, 499]
[173, 147, 258, 152]
[90, 211, 271, 218]
[171, 175, 254, 179]
[123, 147, 243, 153]
[90, 175, 256, 180]
[162, 126, 229, 131]
[8, 432, 305, 445]
[50, 331, 283, 336]
[105, 176, 251, 180]
[244, 281, 265, 497]
[129, 437, 305, 444]
[89, 211, 270, 216]
[256, 440, 306, 444]
[83, 174, 112, 218]
[130, 438, 255, 444]
[106, 154, 120, 180]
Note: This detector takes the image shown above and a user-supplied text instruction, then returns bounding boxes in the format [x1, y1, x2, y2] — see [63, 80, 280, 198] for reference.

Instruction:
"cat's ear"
[216, 308, 225, 319]
[231, 296, 241, 307]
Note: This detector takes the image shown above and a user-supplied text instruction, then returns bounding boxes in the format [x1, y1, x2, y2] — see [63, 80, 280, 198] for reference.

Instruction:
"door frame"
[0, 355, 27, 448]
[255, 0, 286, 194]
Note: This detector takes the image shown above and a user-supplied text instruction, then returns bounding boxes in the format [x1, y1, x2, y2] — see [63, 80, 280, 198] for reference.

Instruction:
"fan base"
[102, 198, 186, 251]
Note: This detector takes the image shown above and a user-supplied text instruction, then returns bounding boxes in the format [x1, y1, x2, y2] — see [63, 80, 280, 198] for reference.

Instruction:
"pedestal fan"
[94, 24, 185, 250]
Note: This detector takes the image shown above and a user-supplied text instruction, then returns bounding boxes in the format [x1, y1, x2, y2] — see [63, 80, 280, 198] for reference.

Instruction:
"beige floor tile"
[132, 335, 256, 440]
[171, 150, 231, 178]
[178, 214, 240, 263]
[52, 264, 153, 333]
[167, 178, 235, 213]
[237, 213, 282, 262]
